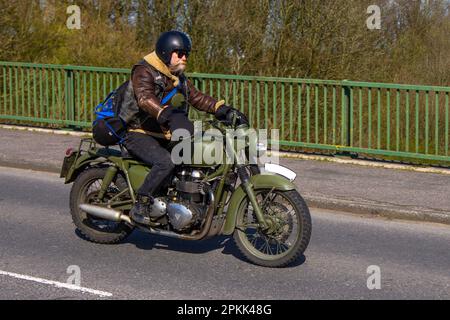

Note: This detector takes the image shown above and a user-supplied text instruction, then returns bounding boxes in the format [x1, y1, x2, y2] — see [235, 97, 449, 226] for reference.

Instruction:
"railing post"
[339, 80, 357, 158]
[64, 67, 75, 126]
[342, 80, 352, 147]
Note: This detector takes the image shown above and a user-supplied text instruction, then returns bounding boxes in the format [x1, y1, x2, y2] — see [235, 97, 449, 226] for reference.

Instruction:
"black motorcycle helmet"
[155, 30, 192, 65]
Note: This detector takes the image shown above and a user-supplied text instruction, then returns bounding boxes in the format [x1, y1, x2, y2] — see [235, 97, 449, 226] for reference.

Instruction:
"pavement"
[1, 167, 449, 299]
[0, 126, 450, 225]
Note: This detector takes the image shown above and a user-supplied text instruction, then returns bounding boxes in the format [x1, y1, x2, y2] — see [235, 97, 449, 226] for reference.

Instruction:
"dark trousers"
[123, 132, 175, 197]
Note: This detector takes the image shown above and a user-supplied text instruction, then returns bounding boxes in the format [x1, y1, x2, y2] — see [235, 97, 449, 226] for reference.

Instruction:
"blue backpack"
[92, 82, 180, 146]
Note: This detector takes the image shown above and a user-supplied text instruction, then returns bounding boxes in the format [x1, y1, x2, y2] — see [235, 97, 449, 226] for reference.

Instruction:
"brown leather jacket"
[130, 51, 224, 137]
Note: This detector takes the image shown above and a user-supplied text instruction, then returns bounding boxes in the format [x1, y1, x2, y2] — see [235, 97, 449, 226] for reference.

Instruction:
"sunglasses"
[174, 50, 190, 59]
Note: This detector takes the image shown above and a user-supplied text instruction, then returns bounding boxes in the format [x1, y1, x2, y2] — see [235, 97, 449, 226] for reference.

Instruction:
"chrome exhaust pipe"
[79, 204, 132, 224]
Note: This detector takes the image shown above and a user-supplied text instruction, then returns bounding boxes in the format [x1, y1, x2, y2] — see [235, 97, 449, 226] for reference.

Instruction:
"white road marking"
[0, 270, 113, 297]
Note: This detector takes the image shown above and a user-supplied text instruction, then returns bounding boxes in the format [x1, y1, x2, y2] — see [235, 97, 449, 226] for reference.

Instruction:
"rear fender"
[63, 151, 110, 184]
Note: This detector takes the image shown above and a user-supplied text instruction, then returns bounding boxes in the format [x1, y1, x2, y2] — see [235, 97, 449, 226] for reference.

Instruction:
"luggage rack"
[61, 138, 131, 180]
[77, 138, 129, 158]
[78, 137, 98, 153]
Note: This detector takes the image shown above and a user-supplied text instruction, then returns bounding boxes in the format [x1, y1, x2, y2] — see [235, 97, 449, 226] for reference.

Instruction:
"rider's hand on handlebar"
[214, 105, 249, 126]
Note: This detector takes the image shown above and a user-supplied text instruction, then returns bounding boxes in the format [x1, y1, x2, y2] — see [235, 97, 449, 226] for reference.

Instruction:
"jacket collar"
[143, 51, 180, 87]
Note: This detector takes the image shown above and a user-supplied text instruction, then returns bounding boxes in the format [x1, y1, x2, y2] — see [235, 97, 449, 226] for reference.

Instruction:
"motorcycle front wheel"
[233, 189, 312, 268]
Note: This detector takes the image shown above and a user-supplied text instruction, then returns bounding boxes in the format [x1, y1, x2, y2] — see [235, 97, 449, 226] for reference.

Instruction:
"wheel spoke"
[81, 177, 127, 232]
[247, 229, 261, 244]
[259, 239, 268, 254]
[267, 240, 274, 255]
[260, 188, 276, 207]
[285, 208, 295, 217]
[276, 241, 283, 255]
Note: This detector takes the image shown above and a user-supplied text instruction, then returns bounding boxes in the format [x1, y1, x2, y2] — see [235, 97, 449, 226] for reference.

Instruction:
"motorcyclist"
[123, 30, 248, 225]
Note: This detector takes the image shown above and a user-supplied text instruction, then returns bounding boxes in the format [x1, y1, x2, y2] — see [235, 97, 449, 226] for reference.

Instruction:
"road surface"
[0, 166, 449, 299]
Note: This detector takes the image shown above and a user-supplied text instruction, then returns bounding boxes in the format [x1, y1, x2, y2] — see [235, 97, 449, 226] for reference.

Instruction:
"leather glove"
[215, 105, 249, 126]
[157, 107, 194, 136]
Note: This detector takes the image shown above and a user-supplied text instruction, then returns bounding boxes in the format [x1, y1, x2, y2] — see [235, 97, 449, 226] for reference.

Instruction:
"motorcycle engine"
[166, 168, 209, 232]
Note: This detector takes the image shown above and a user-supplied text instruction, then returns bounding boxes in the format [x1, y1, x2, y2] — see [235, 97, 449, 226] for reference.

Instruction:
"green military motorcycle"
[61, 116, 311, 268]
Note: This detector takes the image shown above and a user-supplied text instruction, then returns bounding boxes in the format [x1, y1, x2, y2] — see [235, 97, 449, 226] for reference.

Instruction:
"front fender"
[221, 174, 296, 235]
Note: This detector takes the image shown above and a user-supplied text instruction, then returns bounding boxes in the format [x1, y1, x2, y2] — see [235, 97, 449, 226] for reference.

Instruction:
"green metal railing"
[1, 61, 449, 164]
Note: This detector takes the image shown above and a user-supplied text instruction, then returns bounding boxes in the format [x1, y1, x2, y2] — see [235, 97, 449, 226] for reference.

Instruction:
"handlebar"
[205, 112, 249, 130]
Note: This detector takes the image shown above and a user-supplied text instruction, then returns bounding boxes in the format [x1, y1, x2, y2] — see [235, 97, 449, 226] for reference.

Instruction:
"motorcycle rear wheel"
[233, 189, 311, 268]
[70, 167, 134, 244]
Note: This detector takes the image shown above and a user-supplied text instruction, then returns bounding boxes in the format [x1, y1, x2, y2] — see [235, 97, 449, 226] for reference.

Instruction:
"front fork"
[237, 165, 270, 231]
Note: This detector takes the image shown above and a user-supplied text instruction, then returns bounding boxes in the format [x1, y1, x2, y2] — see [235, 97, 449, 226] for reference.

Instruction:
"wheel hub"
[260, 202, 292, 240]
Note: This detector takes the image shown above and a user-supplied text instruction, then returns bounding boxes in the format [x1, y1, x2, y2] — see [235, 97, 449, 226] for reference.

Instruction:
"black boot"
[130, 194, 154, 225]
